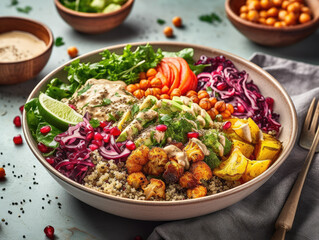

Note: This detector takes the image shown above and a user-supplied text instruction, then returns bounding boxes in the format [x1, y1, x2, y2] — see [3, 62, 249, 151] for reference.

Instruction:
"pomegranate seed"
[89, 144, 99, 151]
[110, 127, 121, 136]
[103, 126, 111, 133]
[19, 105, 24, 114]
[156, 124, 167, 132]
[13, 135, 23, 145]
[44, 225, 54, 240]
[103, 134, 110, 143]
[223, 121, 231, 130]
[85, 124, 93, 132]
[91, 140, 102, 147]
[99, 121, 107, 128]
[187, 132, 199, 139]
[40, 126, 51, 135]
[236, 104, 245, 113]
[0, 168, 6, 178]
[69, 104, 76, 111]
[86, 131, 94, 141]
[126, 141, 136, 151]
[38, 143, 50, 153]
[216, 82, 227, 91]
[94, 132, 103, 141]
[13, 116, 21, 127]
[45, 157, 54, 165]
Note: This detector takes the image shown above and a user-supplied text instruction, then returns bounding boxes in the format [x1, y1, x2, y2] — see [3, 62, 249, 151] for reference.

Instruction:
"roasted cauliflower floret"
[164, 145, 189, 169]
[126, 145, 150, 174]
[143, 178, 166, 200]
[127, 172, 149, 189]
[189, 161, 213, 184]
[179, 171, 197, 189]
[143, 147, 168, 176]
[184, 139, 205, 163]
[187, 185, 207, 199]
[162, 160, 184, 184]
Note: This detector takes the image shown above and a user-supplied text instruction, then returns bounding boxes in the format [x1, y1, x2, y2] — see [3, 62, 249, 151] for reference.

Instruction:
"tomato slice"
[155, 72, 169, 87]
[166, 62, 180, 94]
[190, 70, 198, 91]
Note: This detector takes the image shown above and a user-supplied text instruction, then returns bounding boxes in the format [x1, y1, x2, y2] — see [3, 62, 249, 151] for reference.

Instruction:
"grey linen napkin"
[148, 53, 319, 240]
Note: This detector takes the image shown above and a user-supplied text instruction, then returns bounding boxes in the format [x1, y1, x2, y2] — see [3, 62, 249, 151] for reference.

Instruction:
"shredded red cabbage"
[195, 55, 281, 134]
[51, 115, 130, 183]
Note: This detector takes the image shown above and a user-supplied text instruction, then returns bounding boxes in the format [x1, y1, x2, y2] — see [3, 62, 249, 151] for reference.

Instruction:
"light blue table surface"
[0, 0, 318, 239]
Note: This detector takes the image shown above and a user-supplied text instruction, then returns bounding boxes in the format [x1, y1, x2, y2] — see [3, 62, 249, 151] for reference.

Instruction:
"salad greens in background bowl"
[54, 0, 134, 34]
[22, 42, 297, 221]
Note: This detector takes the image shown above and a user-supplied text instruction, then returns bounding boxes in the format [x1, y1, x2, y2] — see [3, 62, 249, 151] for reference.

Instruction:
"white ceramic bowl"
[23, 42, 298, 221]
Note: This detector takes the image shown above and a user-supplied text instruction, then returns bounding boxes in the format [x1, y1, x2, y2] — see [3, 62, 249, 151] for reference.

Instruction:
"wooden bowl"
[23, 42, 298, 221]
[0, 17, 53, 85]
[225, 0, 319, 46]
[54, 0, 134, 34]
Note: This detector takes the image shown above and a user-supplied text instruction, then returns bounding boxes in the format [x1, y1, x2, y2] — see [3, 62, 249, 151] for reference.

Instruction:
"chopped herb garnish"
[89, 119, 100, 128]
[54, 37, 65, 47]
[17, 6, 32, 13]
[136, 117, 143, 122]
[108, 113, 117, 122]
[157, 19, 166, 25]
[77, 84, 92, 96]
[80, 102, 89, 110]
[206, 86, 213, 95]
[92, 98, 112, 108]
[199, 12, 222, 24]
[161, 114, 172, 122]
[114, 92, 121, 97]
[131, 104, 139, 116]
[116, 111, 124, 118]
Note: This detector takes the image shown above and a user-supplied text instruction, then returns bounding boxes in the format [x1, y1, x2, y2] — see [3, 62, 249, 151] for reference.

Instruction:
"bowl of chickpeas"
[225, 0, 319, 46]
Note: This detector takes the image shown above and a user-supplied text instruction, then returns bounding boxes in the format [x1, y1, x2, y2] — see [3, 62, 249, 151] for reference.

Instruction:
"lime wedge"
[38, 93, 83, 131]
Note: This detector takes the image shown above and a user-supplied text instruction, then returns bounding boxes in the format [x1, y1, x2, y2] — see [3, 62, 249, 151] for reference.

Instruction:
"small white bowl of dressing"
[0, 17, 53, 85]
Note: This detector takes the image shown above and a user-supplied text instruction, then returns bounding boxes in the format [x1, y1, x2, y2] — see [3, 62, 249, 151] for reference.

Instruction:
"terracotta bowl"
[0, 17, 53, 85]
[54, 0, 134, 34]
[23, 42, 298, 221]
[225, 0, 319, 46]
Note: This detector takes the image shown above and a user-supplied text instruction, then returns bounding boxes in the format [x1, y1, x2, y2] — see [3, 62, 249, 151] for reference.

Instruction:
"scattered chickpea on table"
[239, 0, 312, 27]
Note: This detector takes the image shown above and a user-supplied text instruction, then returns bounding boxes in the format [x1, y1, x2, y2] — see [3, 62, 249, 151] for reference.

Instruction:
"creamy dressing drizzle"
[0, 31, 46, 62]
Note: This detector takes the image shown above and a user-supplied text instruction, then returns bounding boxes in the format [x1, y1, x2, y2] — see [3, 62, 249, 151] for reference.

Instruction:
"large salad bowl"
[23, 42, 297, 221]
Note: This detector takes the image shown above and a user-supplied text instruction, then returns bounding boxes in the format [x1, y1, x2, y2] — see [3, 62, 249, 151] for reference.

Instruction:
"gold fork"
[271, 98, 319, 240]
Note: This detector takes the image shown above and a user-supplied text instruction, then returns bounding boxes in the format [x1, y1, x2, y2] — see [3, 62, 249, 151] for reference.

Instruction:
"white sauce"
[190, 138, 210, 156]
[164, 145, 189, 170]
[0, 31, 46, 62]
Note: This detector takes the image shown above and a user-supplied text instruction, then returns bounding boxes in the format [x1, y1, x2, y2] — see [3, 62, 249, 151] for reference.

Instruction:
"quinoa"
[83, 151, 239, 201]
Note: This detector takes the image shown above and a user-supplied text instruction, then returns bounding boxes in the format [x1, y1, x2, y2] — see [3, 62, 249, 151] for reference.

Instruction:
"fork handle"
[271, 129, 319, 240]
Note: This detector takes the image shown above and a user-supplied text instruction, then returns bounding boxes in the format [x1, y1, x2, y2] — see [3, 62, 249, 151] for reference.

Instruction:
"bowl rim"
[225, 0, 319, 32]
[54, 0, 134, 18]
[23, 41, 298, 207]
[0, 16, 54, 65]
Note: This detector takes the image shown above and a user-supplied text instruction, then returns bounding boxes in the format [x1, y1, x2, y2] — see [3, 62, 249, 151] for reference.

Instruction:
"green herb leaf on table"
[77, 84, 92, 96]
[157, 19, 166, 25]
[199, 13, 222, 24]
[89, 119, 100, 128]
[55, 37, 65, 47]
[10, 0, 19, 6]
[17, 6, 32, 13]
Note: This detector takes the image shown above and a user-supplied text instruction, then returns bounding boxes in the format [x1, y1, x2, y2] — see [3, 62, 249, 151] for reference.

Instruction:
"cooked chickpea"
[199, 98, 212, 111]
[139, 72, 146, 80]
[163, 26, 173, 38]
[197, 90, 209, 99]
[135, 83, 140, 89]
[284, 12, 297, 25]
[226, 103, 234, 114]
[126, 84, 138, 93]
[150, 78, 162, 88]
[133, 89, 145, 99]
[240, 5, 249, 13]
[247, 10, 259, 22]
[272, 0, 283, 7]
[278, 9, 288, 21]
[214, 101, 226, 112]
[259, 10, 268, 18]
[274, 21, 282, 27]
[287, 2, 301, 14]
[267, 7, 279, 17]
[260, 0, 272, 10]
[221, 110, 232, 119]
[208, 97, 217, 107]
[170, 88, 181, 98]
[161, 85, 169, 94]
[258, 17, 266, 24]
[281, 1, 289, 9]
[248, 1, 261, 10]
[160, 94, 170, 99]
[301, 6, 310, 14]
[139, 79, 150, 90]
[146, 68, 157, 78]
[186, 90, 198, 98]
[189, 95, 199, 104]
[207, 108, 216, 120]
[299, 13, 311, 23]
[211, 108, 219, 116]
[172, 16, 182, 27]
[265, 17, 276, 25]
[67, 46, 78, 58]
[240, 13, 248, 20]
